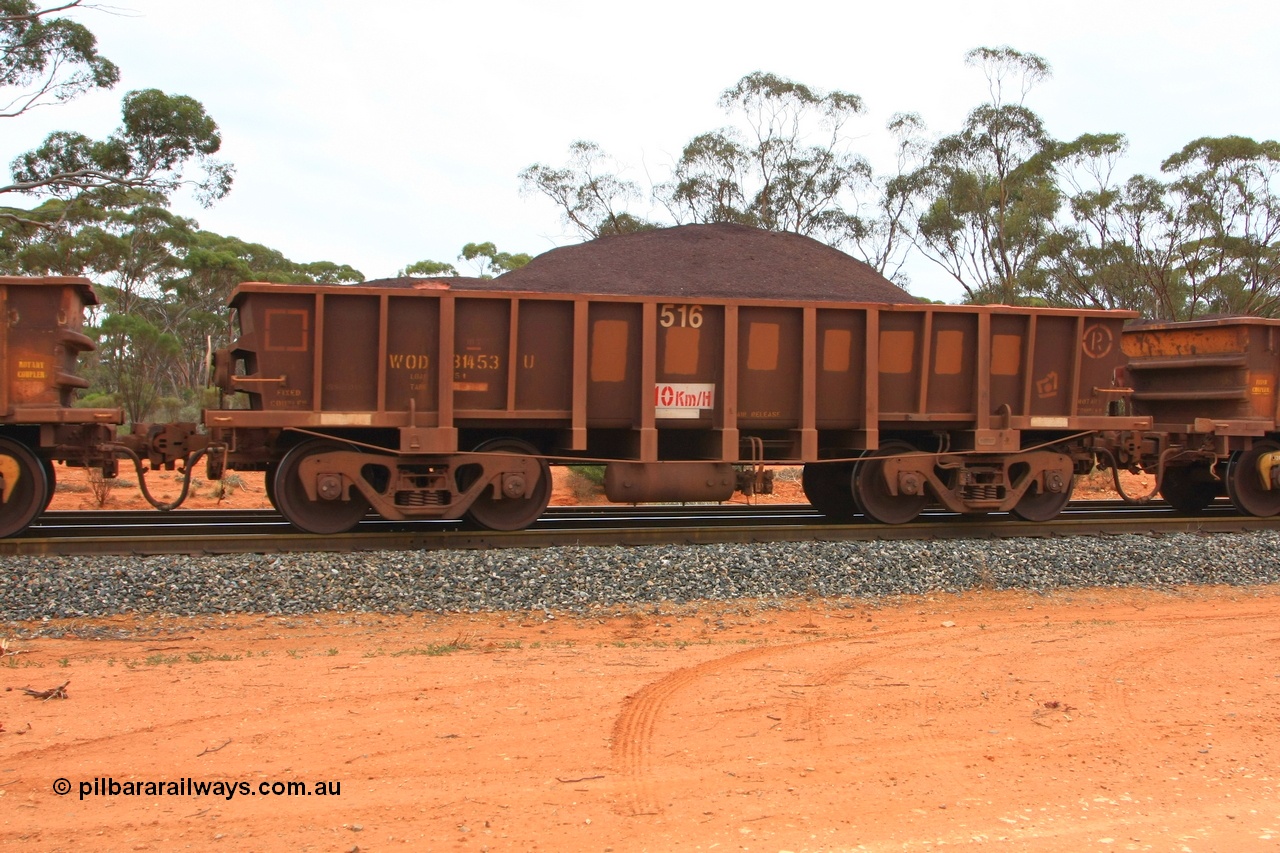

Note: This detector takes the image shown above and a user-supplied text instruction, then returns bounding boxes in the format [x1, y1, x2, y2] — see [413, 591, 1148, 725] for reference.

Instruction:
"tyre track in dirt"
[609, 643, 787, 816]
[606, 611, 1270, 823]
[608, 621, 1018, 817]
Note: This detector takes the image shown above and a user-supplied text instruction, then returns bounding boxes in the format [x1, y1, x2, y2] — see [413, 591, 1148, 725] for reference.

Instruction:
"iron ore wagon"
[0, 276, 124, 537]
[205, 280, 1148, 532]
[0, 227, 1177, 537]
[1125, 316, 1280, 516]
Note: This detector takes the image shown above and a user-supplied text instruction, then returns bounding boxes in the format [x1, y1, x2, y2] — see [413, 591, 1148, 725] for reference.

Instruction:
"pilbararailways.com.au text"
[58, 777, 341, 801]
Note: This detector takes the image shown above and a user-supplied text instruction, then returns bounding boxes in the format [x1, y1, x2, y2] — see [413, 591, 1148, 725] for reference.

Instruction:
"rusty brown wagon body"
[0, 276, 123, 536]
[1123, 316, 1280, 516]
[207, 282, 1147, 531]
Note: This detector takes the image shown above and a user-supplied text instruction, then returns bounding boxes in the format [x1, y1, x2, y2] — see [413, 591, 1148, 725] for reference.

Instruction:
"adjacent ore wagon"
[207, 280, 1148, 532]
[1124, 316, 1280, 516]
[0, 276, 123, 536]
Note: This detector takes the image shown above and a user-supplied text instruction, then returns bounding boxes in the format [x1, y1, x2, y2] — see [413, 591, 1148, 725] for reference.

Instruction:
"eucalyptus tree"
[459, 242, 531, 278]
[7, 87, 232, 216]
[521, 72, 916, 283]
[400, 242, 531, 279]
[1, 0, 117, 120]
[658, 71, 873, 244]
[2, 0, 232, 248]
[74, 225, 363, 422]
[93, 306, 183, 423]
[1038, 135, 1280, 320]
[519, 140, 656, 239]
[399, 259, 457, 277]
[1161, 136, 1280, 317]
[910, 47, 1059, 304]
[854, 112, 931, 286]
[49, 195, 197, 421]
[1034, 133, 1194, 320]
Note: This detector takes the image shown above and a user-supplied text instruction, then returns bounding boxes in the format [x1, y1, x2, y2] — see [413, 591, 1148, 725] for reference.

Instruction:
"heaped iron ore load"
[474, 223, 919, 303]
[8, 223, 1280, 538]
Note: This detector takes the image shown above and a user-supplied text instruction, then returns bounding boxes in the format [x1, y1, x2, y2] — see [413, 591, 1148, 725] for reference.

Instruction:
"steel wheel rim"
[1159, 465, 1221, 514]
[273, 440, 369, 534]
[0, 437, 50, 538]
[463, 439, 551, 531]
[801, 461, 858, 521]
[1226, 441, 1280, 517]
[853, 443, 928, 525]
[1010, 477, 1074, 522]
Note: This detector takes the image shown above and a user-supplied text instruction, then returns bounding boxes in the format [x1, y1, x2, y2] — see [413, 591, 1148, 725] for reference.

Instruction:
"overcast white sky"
[11, 0, 1280, 301]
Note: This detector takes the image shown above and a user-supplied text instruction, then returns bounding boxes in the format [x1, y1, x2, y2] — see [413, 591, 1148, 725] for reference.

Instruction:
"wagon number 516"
[659, 304, 704, 328]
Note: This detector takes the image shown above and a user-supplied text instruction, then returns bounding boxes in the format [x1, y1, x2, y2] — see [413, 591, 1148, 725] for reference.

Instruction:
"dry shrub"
[87, 468, 113, 508]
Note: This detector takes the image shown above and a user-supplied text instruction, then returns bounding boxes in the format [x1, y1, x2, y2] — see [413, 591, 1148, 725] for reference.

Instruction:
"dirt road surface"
[4, 586, 1279, 852]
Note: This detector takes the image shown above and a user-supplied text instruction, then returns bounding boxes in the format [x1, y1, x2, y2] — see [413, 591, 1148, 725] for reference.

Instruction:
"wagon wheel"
[0, 437, 51, 538]
[1225, 441, 1280, 517]
[461, 439, 551, 531]
[273, 440, 370, 534]
[1159, 465, 1222, 514]
[801, 460, 859, 521]
[853, 442, 928, 525]
[1010, 470, 1075, 522]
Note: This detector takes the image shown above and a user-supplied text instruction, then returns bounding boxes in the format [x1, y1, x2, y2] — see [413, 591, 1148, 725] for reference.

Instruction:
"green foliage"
[963, 46, 1050, 107]
[523, 73, 917, 282]
[902, 47, 1280, 317]
[568, 464, 606, 486]
[459, 241, 531, 278]
[95, 308, 182, 424]
[909, 47, 1060, 304]
[660, 71, 872, 242]
[0, 0, 118, 114]
[297, 259, 363, 284]
[1033, 135, 1280, 319]
[74, 389, 117, 410]
[399, 258, 458, 276]
[401, 243, 532, 279]
[862, 112, 931, 286]
[6, 88, 233, 214]
[519, 140, 658, 238]
[1160, 136, 1280, 317]
[36, 218, 366, 422]
[2, 1, 232, 245]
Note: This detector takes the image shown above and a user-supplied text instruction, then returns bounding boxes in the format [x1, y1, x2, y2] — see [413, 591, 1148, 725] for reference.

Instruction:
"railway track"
[0, 500, 1269, 557]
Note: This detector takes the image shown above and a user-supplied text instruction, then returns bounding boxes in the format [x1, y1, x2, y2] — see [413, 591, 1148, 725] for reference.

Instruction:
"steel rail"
[0, 500, 1268, 557]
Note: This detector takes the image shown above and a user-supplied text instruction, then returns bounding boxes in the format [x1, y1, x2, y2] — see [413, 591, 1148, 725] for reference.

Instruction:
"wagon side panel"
[228, 288, 319, 414]
[320, 292, 379, 412]
[814, 307, 867, 430]
[1123, 318, 1280, 435]
[385, 294, 440, 417]
[585, 300, 643, 430]
[514, 298, 574, 415]
[0, 276, 117, 428]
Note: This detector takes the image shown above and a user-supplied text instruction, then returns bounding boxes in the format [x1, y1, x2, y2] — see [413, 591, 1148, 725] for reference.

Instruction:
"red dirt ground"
[4, 588, 1279, 851]
[11, 465, 1257, 852]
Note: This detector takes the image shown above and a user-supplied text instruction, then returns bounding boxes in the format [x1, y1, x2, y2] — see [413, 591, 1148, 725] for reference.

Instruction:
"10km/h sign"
[655, 383, 715, 418]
